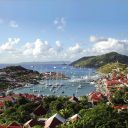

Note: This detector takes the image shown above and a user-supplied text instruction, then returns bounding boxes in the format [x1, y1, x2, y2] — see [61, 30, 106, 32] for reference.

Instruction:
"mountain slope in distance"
[70, 52, 128, 68]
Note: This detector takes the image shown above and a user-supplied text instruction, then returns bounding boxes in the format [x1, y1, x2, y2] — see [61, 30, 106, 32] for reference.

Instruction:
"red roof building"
[112, 71, 117, 80]
[23, 119, 45, 128]
[7, 122, 22, 128]
[88, 92, 105, 104]
[0, 101, 4, 108]
[112, 105, 128, 110]
[44, 113, 65, 128]
[33, 105, 47, 116]
[0, 124, 7, 128]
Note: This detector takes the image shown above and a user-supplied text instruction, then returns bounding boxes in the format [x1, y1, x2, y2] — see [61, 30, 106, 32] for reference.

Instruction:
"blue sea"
[0, 64, 96, 97]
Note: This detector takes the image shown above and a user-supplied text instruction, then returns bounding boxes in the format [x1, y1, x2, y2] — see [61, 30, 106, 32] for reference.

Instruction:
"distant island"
[19, 61, 70, 65]
[70, 52, 128, 68]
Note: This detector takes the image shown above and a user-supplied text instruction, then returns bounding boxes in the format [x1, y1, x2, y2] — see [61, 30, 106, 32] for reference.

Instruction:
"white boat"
[76, 89, 78, 94]
[6, 89, 13, 95]
[69, 74, 100, 84]
[50, 87, 53, 92]
[39, 81, 45, 85]
[78, 84, 82, 89]
[33, 89, 38, 93]
[90, 81, 95, 85]
[24, 83, 33, 88]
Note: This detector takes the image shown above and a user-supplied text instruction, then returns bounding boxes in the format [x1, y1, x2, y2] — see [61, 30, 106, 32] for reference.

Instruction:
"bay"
[0, 64, 96, 96]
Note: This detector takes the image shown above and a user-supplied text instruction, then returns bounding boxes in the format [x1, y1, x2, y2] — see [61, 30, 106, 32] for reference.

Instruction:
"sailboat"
[78, 84, 82, 89]
[6, 88, 13, 95]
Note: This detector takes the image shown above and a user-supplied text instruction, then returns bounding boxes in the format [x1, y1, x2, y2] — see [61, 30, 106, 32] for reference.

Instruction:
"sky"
[0, 0, 128, 63]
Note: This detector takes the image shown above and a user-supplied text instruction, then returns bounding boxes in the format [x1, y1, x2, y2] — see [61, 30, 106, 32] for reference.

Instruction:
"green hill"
[97, 62, 128, 74]
[70, 52, 128, 68]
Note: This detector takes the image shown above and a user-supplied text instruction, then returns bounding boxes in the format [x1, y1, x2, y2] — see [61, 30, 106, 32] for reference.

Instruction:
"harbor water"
[0, 64, 97, 96]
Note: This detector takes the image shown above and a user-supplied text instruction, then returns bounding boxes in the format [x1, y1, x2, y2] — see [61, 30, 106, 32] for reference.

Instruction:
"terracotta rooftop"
[45, 113, 65, 128]
[33, 105, 47, 116]
[24, 119, 45, 128]
[0, 101, 4, 107]
[7, 122, 22, 128]
[88, 92, 104, 103]
[113, 106, 128, 109]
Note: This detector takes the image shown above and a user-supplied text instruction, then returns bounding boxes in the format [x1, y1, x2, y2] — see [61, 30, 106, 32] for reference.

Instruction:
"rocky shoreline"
[0, 66, 69, 93]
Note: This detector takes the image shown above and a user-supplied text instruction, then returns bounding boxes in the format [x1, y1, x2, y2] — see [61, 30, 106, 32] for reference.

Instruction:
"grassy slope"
[70, 52, 128, 68]
[97, 62, 128, 74]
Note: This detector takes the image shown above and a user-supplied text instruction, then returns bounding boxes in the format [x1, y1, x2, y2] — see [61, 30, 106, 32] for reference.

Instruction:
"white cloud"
[33, 39, 50, 57]
[23, 39, 65, 58]
[90, 36, 98, 42]
[68, 43, 83, 55]
[55, 40, 63, 52]
[22, 42, 33, 56]
[54, 17, 66, 31]
[89, 36, 128, 55]
[9, 20, 19, 28]
[0, 38, 20, 52]
[23, 39, 52, 57]
[1, 36, 128, 63]
[90, 35, 108, 42]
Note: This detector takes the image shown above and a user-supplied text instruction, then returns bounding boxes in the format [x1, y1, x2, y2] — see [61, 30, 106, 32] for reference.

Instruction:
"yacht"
[78, 84, 82, 89]
[6, 89, 13, 95]
[69, 74, 100, 84]
[24, 83, 33, 88]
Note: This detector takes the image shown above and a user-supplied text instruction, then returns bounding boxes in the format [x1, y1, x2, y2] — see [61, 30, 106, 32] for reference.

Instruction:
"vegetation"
[0, 93, 127, 127]
[97, 62, 128, 74]
[57, 103, 128, 128]
[0, 95, 91, 124]
[0, 66, 40, 90]
[111, 87, 128, 105]
[70, 52, 128, 68]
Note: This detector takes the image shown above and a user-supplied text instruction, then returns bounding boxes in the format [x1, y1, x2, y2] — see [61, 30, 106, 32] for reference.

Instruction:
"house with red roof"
[44, 113, 65, 128]
[88, 92, 105, 105]
[112, 105, 128, 113]
[7, 122, 22, 128]
[0, 124, 7, 128]
[23, 119, 45, 128]
[32, 105, 47, 117]
[0, 101, 4, 109]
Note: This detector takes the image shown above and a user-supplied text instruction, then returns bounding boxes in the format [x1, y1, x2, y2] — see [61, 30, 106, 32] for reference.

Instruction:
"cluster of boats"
[23, 74, 100, 95]
[23, 80, 65, 94]
[69, 74, 100, 84]
[10, 71, 100, 96]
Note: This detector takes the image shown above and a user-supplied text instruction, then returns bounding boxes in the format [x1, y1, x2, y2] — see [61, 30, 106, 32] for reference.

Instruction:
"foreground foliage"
[57, 103, 128, 128]
[0, 94, 127, 127]
[0, 95, 91, 124]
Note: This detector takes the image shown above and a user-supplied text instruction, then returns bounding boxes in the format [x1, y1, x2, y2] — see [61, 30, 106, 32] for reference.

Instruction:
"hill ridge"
[70, 52, 128, 68]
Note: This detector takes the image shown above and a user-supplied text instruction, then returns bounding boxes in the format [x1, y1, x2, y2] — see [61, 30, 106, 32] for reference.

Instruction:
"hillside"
[97, 62, 128, 74]
[0, 66, 40, 90]
[70, 52, 128, 68]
